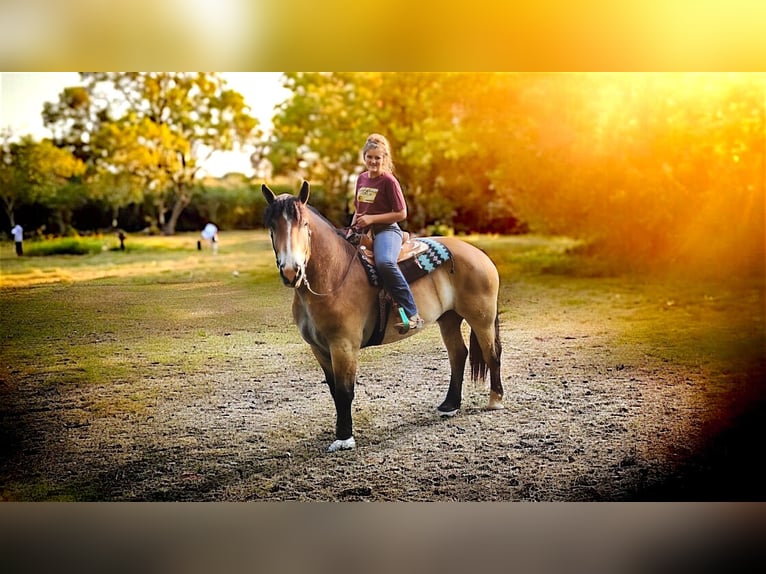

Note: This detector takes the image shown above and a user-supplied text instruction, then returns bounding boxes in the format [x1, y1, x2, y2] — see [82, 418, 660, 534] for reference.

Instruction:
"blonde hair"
[361, 133, 395, 174]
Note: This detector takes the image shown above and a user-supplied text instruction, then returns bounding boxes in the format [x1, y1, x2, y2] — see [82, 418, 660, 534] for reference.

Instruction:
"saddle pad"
[358, 238, 453, 287]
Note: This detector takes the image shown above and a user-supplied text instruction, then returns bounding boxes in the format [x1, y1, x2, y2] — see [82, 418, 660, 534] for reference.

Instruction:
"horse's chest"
[293, 299, 330, 349]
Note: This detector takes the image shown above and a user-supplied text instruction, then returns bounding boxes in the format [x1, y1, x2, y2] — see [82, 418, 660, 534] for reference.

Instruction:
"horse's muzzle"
[279, 264, 303, 288]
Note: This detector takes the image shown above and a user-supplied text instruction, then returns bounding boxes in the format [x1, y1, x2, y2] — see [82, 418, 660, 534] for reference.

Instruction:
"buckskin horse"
[262, 182, 504, 452]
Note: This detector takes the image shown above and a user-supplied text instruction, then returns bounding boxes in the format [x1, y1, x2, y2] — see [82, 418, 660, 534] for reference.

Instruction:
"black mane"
[263, 194, 304, 228]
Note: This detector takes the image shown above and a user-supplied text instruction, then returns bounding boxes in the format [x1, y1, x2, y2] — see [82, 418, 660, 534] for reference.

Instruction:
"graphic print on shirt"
[357, 187, 379, 204]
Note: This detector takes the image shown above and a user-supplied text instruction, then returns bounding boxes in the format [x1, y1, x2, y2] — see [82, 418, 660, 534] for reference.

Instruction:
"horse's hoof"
[328, 437, 356, 452]
[486, 391, 504, 411]
[437, 407, 459, 418]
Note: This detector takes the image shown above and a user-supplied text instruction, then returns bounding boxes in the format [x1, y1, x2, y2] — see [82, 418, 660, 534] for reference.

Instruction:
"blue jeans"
[373, 225, 418, 318]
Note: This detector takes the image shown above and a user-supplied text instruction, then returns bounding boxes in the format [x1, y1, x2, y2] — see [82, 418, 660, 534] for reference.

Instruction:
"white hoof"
[328, 437, 356, 452]
[486, 391, 504, 411]
[438, 408, 459, 418]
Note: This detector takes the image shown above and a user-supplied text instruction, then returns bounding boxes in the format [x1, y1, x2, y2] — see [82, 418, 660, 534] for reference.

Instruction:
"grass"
[0, 231, 274, 288]
[1, 230, 763, 483]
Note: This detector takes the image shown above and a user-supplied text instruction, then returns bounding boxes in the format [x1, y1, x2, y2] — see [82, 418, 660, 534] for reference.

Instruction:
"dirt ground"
[2, 281, 763, 501]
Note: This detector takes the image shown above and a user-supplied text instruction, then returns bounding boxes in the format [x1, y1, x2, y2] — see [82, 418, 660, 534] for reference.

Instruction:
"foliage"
[0, 133, 85, 230]
[7, 73, 765, 275]
[42, 73, 261, 234]
[23, 236, 107, 256]
[269, 72, 765, 273]
[187, 175, 264, 230]
[266, 73, 377, 221]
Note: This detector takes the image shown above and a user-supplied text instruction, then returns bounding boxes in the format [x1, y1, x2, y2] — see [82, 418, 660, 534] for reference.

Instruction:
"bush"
[24, 238, 108, 256]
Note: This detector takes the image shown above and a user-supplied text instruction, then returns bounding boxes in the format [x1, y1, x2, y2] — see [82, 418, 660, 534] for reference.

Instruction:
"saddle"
[345, 230, 454, 347]
[357, 232, 430, 266]
[345, 228, 452, 288]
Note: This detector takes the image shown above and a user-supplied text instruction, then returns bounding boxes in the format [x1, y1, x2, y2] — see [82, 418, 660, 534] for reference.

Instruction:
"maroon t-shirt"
[354, 172, 406, 217]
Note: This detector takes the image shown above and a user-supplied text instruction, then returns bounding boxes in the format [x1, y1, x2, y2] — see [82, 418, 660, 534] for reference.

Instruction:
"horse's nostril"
[280, 265, 301, 287]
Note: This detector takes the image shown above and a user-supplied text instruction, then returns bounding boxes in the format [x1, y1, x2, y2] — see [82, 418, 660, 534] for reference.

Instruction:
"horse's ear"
[261, 184, 276, 205]
[299, 181, 310, 204]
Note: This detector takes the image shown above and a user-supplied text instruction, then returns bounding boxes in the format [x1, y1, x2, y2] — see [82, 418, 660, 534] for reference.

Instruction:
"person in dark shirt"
[351, 134, 422, 332]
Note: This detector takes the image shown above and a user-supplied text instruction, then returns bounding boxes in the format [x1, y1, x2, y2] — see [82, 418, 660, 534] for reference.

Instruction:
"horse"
[261, 181, 504, 452]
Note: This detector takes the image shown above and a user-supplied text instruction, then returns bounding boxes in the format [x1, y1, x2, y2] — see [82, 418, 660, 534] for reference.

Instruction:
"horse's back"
[431, 236, 499, 289]
[404, 236, 499, 327]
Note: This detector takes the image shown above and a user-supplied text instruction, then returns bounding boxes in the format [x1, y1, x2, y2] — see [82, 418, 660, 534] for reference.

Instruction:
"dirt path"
[2, 279, 762, 501]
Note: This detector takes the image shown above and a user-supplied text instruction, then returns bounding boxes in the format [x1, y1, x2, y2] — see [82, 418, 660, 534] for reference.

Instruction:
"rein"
[301, 228, 361, 297]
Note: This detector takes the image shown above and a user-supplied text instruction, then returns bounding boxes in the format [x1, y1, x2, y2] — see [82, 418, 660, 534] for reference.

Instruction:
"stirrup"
[396, 309, 423, 334]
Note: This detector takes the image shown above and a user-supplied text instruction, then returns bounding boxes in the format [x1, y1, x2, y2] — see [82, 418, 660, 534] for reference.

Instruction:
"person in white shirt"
[11, 224, 23, 256]
[199, 222, 219, 254]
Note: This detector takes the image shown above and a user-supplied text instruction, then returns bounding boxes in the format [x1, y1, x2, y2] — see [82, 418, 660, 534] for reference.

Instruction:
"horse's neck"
[305, 216, 356, 288]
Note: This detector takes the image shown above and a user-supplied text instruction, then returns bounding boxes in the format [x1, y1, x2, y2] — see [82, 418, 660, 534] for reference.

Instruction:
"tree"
[44, 73, 260, 234]
[269, 72, 765, 272]
[494, 73, 766, 269]
[267, 72, 380, 222]
[269, 73, 476, 228]
[42, 86, 102, 166]
[88, 169, 145, 228]
[0, 132, 85, 230]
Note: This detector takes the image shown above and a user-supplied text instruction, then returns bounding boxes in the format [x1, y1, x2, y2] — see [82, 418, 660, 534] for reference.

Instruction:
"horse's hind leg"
[436, 311, 468, 416]
[469, 314, 504, 410]
[487, 314, 504, 409]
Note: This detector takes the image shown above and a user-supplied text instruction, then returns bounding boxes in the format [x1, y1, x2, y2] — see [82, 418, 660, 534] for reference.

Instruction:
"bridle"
[274, 208, 360, 298]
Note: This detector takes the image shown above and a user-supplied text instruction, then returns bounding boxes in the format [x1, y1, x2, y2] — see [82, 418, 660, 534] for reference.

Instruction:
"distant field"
[1, 231, 763, 500]
[0, 231, 277, 288]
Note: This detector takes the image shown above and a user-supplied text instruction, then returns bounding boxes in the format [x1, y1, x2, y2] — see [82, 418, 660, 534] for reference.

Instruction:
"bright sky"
[0, 72, 291, 177]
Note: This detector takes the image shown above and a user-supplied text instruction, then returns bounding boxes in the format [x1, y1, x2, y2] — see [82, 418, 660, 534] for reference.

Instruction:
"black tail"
[469, 313, 502, 383]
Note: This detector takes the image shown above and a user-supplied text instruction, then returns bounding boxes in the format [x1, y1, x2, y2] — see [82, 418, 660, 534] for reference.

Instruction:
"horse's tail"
[469, 312, 502, 383]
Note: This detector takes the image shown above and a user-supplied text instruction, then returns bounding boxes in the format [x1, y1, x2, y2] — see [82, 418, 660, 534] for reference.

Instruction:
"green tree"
[270, 72, 765, 273]
[44, 73, 260, 234]
[0, 133, 85, 230]
[269, 72, 476, 228]
[267, 72, 380, 222]
[268, 72, 526, 232]
[88, 170, 145, 228]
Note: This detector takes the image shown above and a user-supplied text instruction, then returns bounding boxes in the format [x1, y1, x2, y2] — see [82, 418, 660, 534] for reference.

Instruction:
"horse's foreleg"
[437, 311, 468, 416]
[327, 342, 359, 452]
[310, 347, 335, 399]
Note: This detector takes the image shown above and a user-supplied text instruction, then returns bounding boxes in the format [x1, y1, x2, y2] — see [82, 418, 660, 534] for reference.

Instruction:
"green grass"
[24, 237, 106, 256]
[0, 231, 275, 288]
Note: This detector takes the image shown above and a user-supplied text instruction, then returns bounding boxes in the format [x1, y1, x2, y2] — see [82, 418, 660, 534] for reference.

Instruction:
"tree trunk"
[3, 198, 15, 228]
[154, 200, 166, 232]
[162, 183, 190, 235]
[54, 207, 73, 235]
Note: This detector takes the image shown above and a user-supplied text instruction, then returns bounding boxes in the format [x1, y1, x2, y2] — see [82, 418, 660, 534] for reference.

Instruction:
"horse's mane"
[306, 204, 357, 252]
[263, 194, 304, 227]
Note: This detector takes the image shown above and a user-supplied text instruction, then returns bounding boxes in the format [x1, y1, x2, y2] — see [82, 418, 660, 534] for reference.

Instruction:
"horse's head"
[262, 181, 312, 288]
